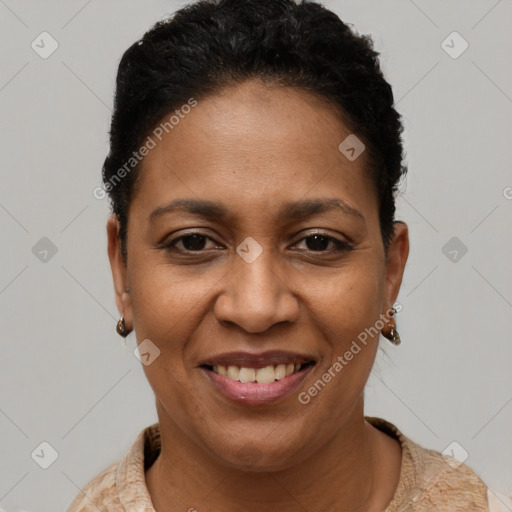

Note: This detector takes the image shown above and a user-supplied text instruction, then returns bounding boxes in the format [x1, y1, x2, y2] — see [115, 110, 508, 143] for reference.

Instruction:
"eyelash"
[159, 230, 353, 256]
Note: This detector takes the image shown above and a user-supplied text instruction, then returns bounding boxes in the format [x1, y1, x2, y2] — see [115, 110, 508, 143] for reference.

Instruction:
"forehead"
[132, 79, 378, 223]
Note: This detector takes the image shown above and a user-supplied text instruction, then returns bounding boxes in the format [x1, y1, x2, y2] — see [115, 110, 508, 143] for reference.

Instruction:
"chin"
[198, 425, 314, 472]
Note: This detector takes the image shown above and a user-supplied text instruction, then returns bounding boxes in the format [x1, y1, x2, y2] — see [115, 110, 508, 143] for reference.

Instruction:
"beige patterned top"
[67, 416, 493, 511]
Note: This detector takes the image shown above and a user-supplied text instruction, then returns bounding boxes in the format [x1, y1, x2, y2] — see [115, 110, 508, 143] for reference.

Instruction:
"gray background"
[0, 1, 511, 510]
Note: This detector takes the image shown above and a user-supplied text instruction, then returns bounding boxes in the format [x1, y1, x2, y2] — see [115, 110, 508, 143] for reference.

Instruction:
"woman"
[68, 0, 494, 510]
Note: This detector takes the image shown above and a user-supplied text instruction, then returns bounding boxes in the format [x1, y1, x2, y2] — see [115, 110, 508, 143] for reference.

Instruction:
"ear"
[382, 221, 409, 313]
[106, 214, 132, 330]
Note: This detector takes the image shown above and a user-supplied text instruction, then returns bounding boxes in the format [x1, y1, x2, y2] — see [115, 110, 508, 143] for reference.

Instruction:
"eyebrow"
[149, 197, 366, 224]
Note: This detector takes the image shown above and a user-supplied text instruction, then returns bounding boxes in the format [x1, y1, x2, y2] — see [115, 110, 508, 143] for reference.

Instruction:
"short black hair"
[102, 0, 407, 260]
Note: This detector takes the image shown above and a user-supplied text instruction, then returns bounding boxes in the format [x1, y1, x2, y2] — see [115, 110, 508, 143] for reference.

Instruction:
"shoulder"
[405, 440, 489, 511]
[66, 423, 160, 512]
[365, 416, 490, 511]
[66, 459, 121, 511]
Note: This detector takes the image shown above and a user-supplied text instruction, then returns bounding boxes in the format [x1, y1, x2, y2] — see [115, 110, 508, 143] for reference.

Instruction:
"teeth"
[239, 367, 256, 383]
[275, 364, 286, 380]
[256, 365, 276, 384]
[227, 365, 240, 380]
[212, 363, 306, 382]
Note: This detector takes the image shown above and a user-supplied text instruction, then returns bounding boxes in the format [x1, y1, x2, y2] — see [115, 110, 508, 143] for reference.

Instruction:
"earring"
[116, 315, 131, 337]
[382, 307, 401, 346]
[382, 325, 401, 345]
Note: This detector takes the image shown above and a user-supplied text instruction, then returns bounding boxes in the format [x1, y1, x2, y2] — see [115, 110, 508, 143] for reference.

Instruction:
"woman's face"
[108, 79, 409, 469]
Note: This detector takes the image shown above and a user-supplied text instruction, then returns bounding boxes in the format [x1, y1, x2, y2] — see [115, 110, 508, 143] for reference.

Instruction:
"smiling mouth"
[201, 362, 316, 384]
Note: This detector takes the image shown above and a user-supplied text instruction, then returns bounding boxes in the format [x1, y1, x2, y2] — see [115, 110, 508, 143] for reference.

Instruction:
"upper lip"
[199, 350, 316, 369]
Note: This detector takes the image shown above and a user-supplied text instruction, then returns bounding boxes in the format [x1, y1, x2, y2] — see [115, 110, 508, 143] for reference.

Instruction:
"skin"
[107, 79, 409, 511]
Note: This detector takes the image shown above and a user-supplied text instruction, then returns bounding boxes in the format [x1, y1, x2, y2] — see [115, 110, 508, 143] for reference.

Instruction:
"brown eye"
[304, 234, 331, 251]
[178, 233, 208, 251]
[294, 233, 352, 253]
[159, 231, 222, 255]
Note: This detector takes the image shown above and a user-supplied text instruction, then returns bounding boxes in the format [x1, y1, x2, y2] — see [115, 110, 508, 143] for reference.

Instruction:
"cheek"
[128, 251, 225, 342]
[307, 253, 384, 347]
[302, 257, 384, 403]
[127, 255, 227, 408]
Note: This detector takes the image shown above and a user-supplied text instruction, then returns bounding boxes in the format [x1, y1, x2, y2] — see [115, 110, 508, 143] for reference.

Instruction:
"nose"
[213, 247, 300, 333]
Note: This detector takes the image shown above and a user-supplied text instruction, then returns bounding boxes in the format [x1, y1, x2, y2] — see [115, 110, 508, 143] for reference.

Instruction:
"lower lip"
[201, 365, 314, 405]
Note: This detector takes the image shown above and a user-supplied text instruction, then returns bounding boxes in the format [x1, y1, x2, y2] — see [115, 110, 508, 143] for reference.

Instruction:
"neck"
[146, 398, 387, 511]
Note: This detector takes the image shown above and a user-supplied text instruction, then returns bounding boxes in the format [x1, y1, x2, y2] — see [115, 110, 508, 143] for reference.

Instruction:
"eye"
[160, 232, 222, 255]
[292, 233, 352, 253]
[158, 231, 352, 257]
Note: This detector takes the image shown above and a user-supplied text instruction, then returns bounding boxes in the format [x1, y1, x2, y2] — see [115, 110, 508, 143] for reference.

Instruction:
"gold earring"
[116, 316, 131, 337]
[382, 307, 401, 345]
[382, 325, 401, 345]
